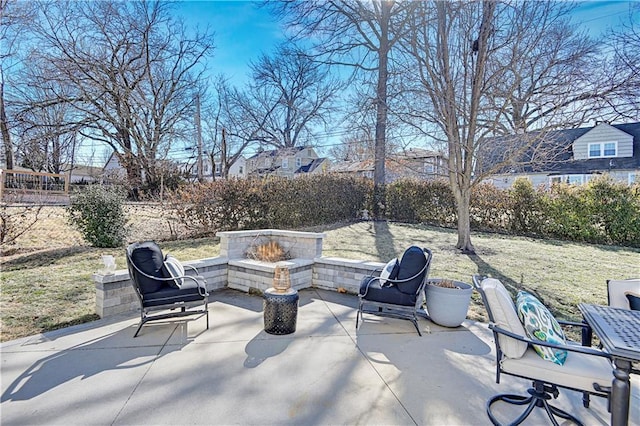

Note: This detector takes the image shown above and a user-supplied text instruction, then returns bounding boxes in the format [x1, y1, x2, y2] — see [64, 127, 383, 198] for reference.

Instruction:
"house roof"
[485, 121, 640, 175]
[295, 158, 327, 174]
[247, 146, 306, 161]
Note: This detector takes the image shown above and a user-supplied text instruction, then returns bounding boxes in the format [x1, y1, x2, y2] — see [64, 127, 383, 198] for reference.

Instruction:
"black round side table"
[263, 287, 299, 335]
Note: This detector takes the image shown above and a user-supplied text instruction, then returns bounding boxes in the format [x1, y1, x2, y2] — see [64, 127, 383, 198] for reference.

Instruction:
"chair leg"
[487, 384, 584, 426]
[411, 317, 422, 336]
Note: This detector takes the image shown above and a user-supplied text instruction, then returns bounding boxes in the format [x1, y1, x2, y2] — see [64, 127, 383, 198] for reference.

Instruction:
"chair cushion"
[516, 291, 567, 365]
[607, 279, 640, 309]
[359, 277, 416, 306]
[129, 242, 167, 294]
[501, 346, 612, 393]
[142, 286, 205, 307]
[164, 254, 184, 289]
[380, 258, 400, 286]
[395, 246, 427, 294]
[480, 278, 528, 359]
[626, 292, 640, 311]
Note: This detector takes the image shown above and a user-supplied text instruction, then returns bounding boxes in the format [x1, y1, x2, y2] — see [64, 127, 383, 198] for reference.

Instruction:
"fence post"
[0, 169, 4, 201]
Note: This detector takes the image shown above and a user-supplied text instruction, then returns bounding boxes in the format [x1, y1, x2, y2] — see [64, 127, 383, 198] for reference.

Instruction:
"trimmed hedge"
[166, 174, 640, 247]
[166, 174, 371, 236]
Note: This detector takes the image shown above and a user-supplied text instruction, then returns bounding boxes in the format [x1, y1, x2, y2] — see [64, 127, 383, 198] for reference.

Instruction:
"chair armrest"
[184, 264, 199, 274]
[183, 275, 209, 297]
[363, 268, 383, 279]
[489, 323, 612, 359]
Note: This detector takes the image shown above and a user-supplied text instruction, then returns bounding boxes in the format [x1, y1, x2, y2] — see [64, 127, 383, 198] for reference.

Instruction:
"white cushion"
[480, 278, 528, 359]
[379, 258, 399, 286]
[501, 347, 612, 393]
[608, 279, 640, 309]
[164, 254, 185, 288]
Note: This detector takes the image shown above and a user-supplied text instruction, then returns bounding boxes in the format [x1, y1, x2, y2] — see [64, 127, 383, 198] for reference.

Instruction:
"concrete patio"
[1, 288, 638, 425]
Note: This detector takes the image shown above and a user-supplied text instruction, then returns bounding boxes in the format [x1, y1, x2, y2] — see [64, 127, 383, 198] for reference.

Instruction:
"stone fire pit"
[218, 229, 325, 293]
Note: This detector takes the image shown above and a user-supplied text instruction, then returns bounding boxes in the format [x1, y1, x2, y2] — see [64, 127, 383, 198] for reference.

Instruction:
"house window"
[567, 175, 583, 185]
[588, 142, 617, 158]
[239, 166, 244, 175]
[424, 162, 435, 174]
[282, 158, 289, 169]
[549, 174, 586, 185]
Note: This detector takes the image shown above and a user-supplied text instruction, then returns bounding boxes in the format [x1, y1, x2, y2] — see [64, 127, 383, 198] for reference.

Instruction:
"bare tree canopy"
[398, 0, 637, 253]
[24, 0, 213, 192]
[605, 3, 640, 121]
[1, 0, 38, 170]
[270, 0, 416, 216]
[243, 44, 342, 149]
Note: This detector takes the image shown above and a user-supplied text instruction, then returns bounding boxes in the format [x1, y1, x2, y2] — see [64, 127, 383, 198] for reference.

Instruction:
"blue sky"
[173, 0, 636, 88]
[173, 1, 284, 86]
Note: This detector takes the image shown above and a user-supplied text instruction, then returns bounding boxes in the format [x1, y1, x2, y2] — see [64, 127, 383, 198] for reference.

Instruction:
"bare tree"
[271, 0, 415, 217]
[203, 76, 261, 179]
[241, 44, 342, 149]
[604, 4, 640, 121]
[27, 1, 213, 193]
[0, 0, 37, 170]
[13, 75, 80, 174]
[399, 1, 630, 253]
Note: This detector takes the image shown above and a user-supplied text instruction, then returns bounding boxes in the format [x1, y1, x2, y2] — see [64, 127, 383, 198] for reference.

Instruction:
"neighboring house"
[102, 152, 129, 182]
[210, 156, 247, 180]
[69, 165, 102, 183]
[246, 146, 328, 178]
[332, 148, 448, 183]
[484, 122, 640, 189]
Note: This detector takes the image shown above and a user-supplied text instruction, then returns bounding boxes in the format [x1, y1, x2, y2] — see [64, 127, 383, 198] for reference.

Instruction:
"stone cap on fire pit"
[217, 229, 325, 260]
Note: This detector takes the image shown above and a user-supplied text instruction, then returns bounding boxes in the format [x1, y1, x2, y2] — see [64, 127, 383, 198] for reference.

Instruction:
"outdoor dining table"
[578, 303, 640, 426]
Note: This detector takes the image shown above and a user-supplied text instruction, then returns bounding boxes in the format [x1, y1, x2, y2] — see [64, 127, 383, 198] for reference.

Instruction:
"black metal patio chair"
[126, 241, 209, 337]
[357, 246, 432, 336]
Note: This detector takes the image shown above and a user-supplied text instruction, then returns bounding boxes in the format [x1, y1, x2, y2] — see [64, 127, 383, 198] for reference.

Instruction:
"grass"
[1, 205, 639, 342]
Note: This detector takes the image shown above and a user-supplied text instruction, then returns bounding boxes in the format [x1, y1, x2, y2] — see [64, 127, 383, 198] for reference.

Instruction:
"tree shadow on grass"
[373, 220, 396, 260]
[0, 246, 94, 271]
[466, 253, 519, 295]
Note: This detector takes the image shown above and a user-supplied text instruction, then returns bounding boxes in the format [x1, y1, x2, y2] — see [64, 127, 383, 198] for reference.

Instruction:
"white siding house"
[485, 122, 640, 189]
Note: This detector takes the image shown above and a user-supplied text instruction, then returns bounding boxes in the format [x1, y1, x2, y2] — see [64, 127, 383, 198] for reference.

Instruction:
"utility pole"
[195, 93, 204, 182]
[221, 127, 227, 179]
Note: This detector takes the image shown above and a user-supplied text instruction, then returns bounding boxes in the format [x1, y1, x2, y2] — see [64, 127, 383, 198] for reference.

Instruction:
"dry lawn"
[1, 204, 639, 342]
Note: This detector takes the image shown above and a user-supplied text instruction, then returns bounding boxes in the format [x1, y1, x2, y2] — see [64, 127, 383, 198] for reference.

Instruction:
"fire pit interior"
[247, 240, 291, 263]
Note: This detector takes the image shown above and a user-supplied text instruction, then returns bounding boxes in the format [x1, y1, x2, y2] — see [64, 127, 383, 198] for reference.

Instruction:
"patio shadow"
[1, 324, 182, 403]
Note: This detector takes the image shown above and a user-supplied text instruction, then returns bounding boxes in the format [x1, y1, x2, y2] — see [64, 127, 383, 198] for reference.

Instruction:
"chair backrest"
[472, 275, 528, 359]
[395, 246, 432, 294]
[126, 241, 168, 295]
[607, 278, 640, 310]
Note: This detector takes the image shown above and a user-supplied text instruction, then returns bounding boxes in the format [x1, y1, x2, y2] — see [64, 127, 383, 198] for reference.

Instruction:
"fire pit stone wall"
[218, 229, 325, 292]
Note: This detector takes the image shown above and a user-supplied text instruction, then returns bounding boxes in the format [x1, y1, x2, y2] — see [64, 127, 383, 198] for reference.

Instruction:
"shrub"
[385, 179, 456, 227]
[508, 179, 546, 236]
[470, 183, 511, 232]
[166, 174, 372, 236]
[583, 176, 640, 246]
[67, 185, 129, 247]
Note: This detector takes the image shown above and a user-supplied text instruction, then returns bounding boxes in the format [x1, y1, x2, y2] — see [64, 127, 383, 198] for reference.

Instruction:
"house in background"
[246, 146, 329, 178]
[332, 148, 448, 183]
[212, 156, 247, 180]
[484, 122, 640, 189]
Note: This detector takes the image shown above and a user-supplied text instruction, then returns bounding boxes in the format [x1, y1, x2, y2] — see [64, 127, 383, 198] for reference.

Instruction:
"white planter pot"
[425, 278, 473, 327]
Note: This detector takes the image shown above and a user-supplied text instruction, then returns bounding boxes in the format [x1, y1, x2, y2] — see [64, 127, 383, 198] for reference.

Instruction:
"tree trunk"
[454, 188, 475, 254]
[373, 0, 392, 219]
[0, 81, 14, 170]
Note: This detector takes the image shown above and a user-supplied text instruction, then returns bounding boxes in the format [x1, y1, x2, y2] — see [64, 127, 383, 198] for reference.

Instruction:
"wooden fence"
[0, 169, 70, 203]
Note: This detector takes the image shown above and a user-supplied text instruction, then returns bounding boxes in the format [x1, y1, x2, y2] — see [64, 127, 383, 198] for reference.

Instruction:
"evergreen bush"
[67, 185, 128, 248]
